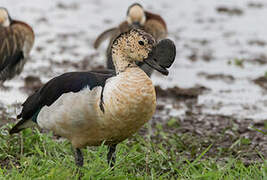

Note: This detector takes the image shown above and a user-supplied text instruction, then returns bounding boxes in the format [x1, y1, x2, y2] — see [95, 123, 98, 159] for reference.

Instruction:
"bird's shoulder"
[18, 71, 115, 120]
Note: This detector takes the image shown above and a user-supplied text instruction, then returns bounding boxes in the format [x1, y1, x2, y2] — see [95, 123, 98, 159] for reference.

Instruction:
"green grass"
[0, 123, 266, 179]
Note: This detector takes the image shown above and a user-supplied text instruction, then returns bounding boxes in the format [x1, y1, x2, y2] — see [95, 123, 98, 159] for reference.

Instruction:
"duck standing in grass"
[94, 3, 168, 76]
[0, 7, 34, 89]
[10, 29, 176, 167]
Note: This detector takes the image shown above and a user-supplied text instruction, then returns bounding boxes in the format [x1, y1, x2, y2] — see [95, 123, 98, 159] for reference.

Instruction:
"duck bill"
[143, 39, 176, 76]
[143, 56, 169, 75]
[132, 22, 141, 29]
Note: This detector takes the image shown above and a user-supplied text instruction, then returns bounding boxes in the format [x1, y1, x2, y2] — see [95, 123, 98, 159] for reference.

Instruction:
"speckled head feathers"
[127, 3, 146, 26]
[0, 7, 11, 27]
[112, 29, 155, 62]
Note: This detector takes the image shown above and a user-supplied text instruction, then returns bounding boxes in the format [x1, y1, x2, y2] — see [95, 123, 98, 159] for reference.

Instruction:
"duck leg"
[75, 148, 84, 167]
[107, 144, 117, 167]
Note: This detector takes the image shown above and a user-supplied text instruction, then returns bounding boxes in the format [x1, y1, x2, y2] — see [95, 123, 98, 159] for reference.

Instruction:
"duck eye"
[138, 41, 144, 46]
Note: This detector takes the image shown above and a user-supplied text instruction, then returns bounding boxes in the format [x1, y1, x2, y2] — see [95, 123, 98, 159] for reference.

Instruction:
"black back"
[18, 71, 115, 120]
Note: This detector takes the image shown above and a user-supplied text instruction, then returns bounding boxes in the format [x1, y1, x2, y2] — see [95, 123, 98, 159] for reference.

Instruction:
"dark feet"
[75, 148, 84, 167]
[107, 144, 117, 168]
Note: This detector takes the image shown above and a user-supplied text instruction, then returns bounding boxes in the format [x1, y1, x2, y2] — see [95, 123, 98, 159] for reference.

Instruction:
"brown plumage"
[0, 8, 34, 86]
[94, 3, 167, 75]
[10, 29, 175, 168]
[143, 11, 167, 40]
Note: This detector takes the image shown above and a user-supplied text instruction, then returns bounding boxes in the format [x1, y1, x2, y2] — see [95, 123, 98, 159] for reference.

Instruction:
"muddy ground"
[0, 0, 266, 166]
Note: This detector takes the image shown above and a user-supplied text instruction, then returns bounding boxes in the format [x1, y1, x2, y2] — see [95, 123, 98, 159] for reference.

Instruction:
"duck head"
[0, 8, 11, 27]
[126, 3, 146, 28]
[111, 29, 176, 75]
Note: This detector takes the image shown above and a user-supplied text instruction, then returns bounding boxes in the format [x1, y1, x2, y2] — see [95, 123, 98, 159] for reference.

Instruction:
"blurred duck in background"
[0, 7, 34, 89]
[94, 3, 168, 76]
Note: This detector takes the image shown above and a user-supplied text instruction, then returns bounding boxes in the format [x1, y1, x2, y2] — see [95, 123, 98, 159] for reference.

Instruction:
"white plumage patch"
[37, 86, 103, 138]
[35, 68, 156, 148]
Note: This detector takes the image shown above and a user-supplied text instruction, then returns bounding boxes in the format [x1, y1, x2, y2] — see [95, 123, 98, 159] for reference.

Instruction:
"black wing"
[0, 51, 24, 72]
[17, 71, 115, 120]
[90, 69, 116, 75]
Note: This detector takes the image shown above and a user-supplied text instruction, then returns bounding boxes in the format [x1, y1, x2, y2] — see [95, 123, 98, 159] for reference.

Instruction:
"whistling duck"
[94, 3, 168, 76]
[10, 29, 176, 167]
[0, 7, 34, 88]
